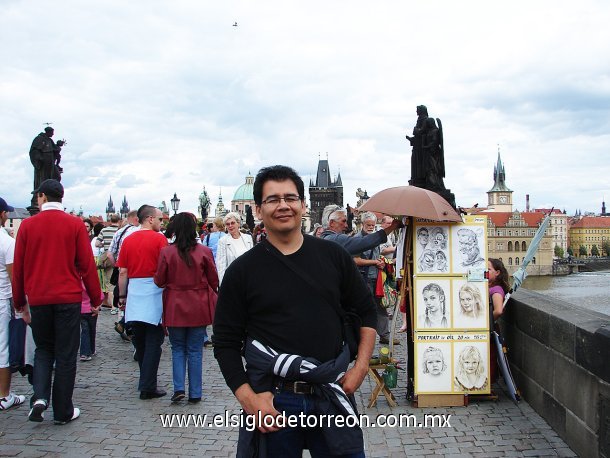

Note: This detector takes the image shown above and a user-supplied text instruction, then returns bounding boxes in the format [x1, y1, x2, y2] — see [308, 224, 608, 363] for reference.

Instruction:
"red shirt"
[117, 230, 168, 278]
[12, 208, 102, 309]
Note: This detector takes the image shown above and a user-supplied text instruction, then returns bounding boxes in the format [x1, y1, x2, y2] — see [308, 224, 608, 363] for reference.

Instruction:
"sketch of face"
[463, 356, 479, 375]
[421, 250, 435, 270]
[458, 232, 480, 263]
[431, 233, 445, 250]
[426, 353, 444, 376]
[459, 290, 475, 313]
[423, 289, 443, 314]
[417, 229, 429, 247]
[435, 251, 447, 270]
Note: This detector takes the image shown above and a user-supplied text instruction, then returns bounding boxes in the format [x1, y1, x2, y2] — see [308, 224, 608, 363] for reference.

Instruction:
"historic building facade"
[308, 158, 343, 225]
[568, 216, 610, 256]
[477, 151, 554, 274]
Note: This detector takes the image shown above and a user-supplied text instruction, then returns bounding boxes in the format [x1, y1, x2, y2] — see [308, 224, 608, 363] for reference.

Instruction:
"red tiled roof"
[570, 217, 610, 228]
[480, 211, 545, 228]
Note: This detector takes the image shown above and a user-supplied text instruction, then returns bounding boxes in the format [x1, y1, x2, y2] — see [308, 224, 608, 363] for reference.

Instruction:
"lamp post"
[170, 193, 180, 215]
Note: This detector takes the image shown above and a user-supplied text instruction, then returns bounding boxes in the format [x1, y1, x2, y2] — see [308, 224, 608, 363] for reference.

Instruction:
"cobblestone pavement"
[0, 310, 576, 457]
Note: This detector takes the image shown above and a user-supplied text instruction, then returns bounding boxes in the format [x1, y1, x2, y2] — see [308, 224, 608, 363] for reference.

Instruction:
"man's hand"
[375, 258, 385, 270]
[235, 384, 282, 433]
[91, 305, 101, 316]
[18, 304, 31, 325]
[339, 364, 368, 395]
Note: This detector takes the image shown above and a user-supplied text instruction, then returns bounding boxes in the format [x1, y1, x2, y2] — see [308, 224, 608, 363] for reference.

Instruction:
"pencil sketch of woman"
[418, 283, 448, 328]
[458, 283, 484, 319]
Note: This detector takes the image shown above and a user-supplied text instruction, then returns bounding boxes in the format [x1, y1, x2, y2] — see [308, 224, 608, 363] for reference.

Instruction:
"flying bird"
[233, 22, 238, 27]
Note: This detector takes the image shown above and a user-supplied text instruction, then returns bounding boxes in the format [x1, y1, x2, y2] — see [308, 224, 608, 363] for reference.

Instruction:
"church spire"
[488, 147, 512, 192]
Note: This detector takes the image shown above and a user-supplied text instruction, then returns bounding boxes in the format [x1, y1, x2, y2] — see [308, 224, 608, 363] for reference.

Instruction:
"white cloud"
[1, 0, 609, 217]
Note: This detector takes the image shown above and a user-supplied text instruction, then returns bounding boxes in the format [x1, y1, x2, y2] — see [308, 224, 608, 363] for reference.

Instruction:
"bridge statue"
[28, 126, 65, 213]
[198, 186, 211, 222]
[405, 105, 456, 209]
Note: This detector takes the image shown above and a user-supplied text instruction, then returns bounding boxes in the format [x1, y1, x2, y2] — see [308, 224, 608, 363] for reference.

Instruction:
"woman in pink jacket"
[154, 213, 219, 403]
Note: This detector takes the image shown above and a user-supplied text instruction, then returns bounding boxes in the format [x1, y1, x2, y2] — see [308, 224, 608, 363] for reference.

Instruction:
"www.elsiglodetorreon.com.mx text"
[159, 411, 452, 431]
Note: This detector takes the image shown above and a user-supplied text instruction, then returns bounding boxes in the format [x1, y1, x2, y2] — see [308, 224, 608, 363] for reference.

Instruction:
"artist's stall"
[360, 186, 491, 407]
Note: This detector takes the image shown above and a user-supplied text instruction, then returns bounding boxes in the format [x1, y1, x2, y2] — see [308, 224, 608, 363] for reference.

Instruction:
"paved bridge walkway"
[0, 310, 576, 457]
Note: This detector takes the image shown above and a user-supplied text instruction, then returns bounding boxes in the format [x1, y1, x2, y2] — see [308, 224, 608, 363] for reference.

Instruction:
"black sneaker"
[171, 391, 185, 403]
[28, 399, 47, 422]
[140, 389, 166, 400]
[188, 397, 201, 404]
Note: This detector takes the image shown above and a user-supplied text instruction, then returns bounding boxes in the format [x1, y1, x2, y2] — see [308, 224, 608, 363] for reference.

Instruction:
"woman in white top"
[215, 212, 253, 284]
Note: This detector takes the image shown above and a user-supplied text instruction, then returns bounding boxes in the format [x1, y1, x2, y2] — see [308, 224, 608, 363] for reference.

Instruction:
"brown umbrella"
[358, 185, 462, 222]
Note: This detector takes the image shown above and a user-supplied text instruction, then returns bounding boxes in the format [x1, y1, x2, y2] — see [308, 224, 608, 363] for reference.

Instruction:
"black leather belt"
[278, 380, 315, 395]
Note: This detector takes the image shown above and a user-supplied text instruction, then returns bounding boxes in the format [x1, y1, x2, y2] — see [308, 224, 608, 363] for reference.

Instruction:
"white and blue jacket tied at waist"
[237, 337, 364, 457]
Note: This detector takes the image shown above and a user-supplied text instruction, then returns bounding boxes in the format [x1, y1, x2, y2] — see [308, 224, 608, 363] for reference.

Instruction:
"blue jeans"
[80, 313, 97, 356]
[168, 327, 205, 398]
[267, 391, 365, 458]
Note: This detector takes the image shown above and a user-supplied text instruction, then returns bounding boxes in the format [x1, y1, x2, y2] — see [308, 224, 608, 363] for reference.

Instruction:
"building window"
[532, 257, 536, 265]
[522, 241, 527, 251]
[514, 241, 520, 252]
[508, 257, 512, 265]
[499, 257, 503, 263]
[515, 257, 519, 265]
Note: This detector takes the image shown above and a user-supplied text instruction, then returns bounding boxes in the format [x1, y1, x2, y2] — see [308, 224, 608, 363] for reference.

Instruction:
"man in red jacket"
[12, 179, 102, 424]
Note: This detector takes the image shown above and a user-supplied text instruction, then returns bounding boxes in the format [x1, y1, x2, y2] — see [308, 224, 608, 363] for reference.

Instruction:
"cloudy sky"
[1, 0, 609, 217]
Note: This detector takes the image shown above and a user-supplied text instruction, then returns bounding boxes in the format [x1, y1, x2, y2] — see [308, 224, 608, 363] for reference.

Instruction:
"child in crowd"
[80, 280, 102, 361]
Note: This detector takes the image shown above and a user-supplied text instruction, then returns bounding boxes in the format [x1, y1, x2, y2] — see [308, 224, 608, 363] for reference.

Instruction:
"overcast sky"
[1, 0, 609, 217]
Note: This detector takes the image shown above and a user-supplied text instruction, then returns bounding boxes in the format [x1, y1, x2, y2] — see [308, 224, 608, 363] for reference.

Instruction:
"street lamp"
[170, 193, 180, 215]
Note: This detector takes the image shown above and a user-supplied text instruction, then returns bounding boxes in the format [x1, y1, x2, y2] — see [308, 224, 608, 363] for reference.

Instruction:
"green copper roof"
[488, 151, 512, 193]
[233, 174, 254, 201]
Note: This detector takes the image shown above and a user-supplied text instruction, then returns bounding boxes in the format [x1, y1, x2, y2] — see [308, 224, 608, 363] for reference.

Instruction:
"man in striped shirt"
[97, 214, 120, 308]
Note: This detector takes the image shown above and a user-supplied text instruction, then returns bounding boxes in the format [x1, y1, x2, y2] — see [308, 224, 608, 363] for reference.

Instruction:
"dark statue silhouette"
[406, 106, 456, 209]
[28, 126, 64, 213]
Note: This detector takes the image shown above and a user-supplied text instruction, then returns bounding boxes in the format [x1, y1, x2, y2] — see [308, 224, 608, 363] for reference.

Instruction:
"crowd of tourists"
[0, 169, 511, 456]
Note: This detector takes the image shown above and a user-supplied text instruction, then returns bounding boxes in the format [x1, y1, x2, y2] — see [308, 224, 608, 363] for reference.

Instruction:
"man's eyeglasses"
[261, 194, 302, 206]
[149, 216, 163, 222]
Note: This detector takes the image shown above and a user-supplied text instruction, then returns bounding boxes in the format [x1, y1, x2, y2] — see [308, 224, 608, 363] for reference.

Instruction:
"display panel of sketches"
[415, 342, 452, 393]
[453, 341, 490, 393]
[450, 223, 487, 274]
[414, 333, 490, 395]
[414, 224, 450, 275]
[414, 278, 451, 330]
[451, 279, 489, 330]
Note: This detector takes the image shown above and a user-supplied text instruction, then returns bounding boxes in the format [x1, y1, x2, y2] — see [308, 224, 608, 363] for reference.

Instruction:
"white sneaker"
[54, 407, 80, 425]
[28, 399, 48, 422]
[0, 393, 26, 410]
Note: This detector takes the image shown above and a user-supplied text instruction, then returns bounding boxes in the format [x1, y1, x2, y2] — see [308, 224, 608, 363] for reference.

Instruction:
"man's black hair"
[253, 165, 304, 206]
[137, 204, 156, 224]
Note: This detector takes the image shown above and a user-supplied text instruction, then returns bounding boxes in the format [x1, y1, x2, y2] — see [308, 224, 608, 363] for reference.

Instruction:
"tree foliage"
[578, 245, 587, 256]
[554, 245, 564, 258]
[591, 245, 600, 256]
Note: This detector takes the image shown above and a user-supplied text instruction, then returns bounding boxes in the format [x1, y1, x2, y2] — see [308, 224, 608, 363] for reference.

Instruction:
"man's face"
[381, 216, 393, 229]
[255, 179, 304, 237]
[152, 210, 163, 232]
[84, 221, 92, 232]
[329, 212, 348, 234]
[363, 219, 376, 234]
[0, 211, 7, 226]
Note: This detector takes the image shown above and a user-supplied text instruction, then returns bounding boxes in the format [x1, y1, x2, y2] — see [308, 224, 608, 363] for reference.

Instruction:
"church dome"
[233, 173, 254, 201]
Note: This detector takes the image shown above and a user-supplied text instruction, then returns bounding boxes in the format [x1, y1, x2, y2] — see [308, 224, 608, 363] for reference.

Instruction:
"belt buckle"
[292, 381, 310, 394]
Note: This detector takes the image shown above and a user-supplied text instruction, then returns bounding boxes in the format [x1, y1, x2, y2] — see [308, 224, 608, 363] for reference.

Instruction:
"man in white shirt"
[0, 197, 26, 411]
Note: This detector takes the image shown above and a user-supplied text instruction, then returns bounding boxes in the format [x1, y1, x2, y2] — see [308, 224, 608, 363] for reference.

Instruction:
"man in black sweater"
[214, 166, 376, 457]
